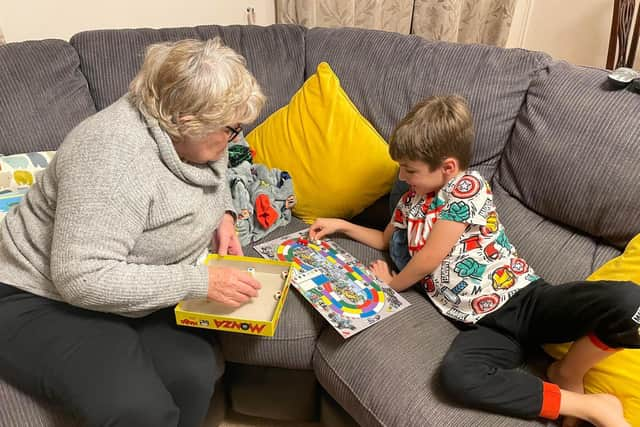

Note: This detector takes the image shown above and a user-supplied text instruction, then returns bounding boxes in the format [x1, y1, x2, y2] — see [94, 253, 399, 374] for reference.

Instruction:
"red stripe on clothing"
[588, 333, 616, 352]
[539, 381, 561, 419]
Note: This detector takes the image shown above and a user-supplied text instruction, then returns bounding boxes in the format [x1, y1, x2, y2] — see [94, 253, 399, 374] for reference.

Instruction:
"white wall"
[507, 0, 637, 69]
[1, 0, 276, 43]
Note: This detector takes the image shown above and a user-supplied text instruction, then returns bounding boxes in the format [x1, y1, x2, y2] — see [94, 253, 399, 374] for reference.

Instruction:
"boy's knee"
[594, 281, 640, 348]
[440, 354, 475, 398]
[441, 353, 499, 406]
[85, 391, 179, 427]
[599, 280, 640, 305]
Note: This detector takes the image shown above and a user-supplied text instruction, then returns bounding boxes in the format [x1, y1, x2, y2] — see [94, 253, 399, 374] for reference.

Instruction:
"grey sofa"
[2, 23, 639, 427]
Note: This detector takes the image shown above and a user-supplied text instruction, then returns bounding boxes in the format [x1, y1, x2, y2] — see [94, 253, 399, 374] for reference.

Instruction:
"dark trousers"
[0, 283, 223, 427]
[439, 279, 640, 419]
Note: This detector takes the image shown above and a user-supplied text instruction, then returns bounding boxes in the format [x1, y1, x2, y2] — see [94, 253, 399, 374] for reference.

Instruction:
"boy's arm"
[309, 218, 394, 250]
[388, 219, 467, 291]
[344, 221, 393, 250]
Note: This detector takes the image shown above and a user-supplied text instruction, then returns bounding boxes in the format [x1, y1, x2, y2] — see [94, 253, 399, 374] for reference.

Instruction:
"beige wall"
[0, 0, 276, 43]
[507, 0, 637, 69]
[4, 0, 636, 70]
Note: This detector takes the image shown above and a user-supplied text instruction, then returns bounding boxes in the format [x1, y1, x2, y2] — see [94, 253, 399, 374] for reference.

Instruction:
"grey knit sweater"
[0, 96, 234, 317]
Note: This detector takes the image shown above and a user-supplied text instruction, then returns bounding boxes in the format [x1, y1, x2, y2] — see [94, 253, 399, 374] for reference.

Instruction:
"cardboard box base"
[175, 254, 294, 337]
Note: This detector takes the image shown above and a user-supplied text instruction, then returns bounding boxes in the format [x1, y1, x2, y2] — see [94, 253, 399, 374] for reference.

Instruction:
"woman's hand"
[213, 213, 243, 256]
[309, 218, 345, 240]
[207, 266, 261, 307]
[369, 260, 395, 285]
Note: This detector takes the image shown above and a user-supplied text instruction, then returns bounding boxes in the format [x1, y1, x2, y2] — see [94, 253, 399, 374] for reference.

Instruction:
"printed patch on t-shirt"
[452, 175, 481, 199]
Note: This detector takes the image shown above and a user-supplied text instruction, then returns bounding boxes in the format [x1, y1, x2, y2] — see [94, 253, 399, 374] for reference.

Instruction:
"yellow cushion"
[245, 62, 398, 223]
[544, 233, 640, 425]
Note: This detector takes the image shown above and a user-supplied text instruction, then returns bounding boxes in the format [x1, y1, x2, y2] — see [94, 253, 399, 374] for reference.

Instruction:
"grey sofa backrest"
[305, 27, 551, 179]
[2, 25, 637, 286]
[492, 60, 640, 284]
[69, 24, 306, 134]
[0, 39, 96, 155]
[303, 27, 640, 284]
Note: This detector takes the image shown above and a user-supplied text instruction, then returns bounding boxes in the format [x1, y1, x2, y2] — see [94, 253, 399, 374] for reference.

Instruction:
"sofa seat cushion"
[0, 378, 80, 427]
[498, 60, 640, 250]
[70, 24, 306, 135]
[314, 289, 552, 427]
[218, 217, 325, 370]
[0, 40, 95, 155]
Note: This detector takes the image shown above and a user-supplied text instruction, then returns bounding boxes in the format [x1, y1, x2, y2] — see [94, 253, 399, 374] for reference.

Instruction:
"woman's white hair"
[129, 37, 265, 140]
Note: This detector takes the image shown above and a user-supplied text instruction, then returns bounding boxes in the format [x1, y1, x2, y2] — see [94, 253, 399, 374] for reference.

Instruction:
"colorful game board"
[254, 230, 410, 338]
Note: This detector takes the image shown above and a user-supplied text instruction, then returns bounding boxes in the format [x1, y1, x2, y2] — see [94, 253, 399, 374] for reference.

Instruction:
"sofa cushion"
[0, 151, 55, 191]
[247, 62, 398, 222]
[545, 233, 640, 426]
[0, 378, 80, 427]
[305, 27, 551, 180]
[498, 60, 640, 250]
[491, 180, 620, 284]
[217, 217, 325, 370]
[0, 40, 96, 155]
[70, 24, 306, 133]
[314, 289, 552, 427]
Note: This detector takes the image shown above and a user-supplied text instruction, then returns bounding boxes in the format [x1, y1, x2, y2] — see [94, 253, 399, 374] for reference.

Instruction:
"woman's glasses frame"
[226, 125, 242, 142]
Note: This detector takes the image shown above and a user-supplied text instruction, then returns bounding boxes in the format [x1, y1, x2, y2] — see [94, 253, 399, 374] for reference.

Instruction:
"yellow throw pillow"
[544, 233, 640, 425]
[245, 62, 398, 223]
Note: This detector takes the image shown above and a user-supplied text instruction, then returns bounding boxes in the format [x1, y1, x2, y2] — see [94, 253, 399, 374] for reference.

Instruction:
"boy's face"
[397, 159, 452, 196]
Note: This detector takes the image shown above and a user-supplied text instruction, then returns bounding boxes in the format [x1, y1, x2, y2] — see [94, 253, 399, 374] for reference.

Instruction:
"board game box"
[175, 254, 295, 337]
[254, 230, 410, 338]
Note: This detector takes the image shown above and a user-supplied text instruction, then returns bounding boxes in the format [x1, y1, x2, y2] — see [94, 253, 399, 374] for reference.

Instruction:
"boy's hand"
[369, 260, 395, 284]
[309, 218, 345, 240]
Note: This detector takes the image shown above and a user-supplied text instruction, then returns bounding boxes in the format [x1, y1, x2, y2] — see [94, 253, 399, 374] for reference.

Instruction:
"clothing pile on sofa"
[227, 134, 295, 246]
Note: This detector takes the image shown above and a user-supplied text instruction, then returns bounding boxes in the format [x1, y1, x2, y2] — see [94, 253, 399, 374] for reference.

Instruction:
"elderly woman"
[0, 38, 264, 427]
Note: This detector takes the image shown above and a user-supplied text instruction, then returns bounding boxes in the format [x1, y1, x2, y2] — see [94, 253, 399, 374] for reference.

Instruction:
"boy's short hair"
[389, 95, 474, 170]
[129, 38, 265, 140]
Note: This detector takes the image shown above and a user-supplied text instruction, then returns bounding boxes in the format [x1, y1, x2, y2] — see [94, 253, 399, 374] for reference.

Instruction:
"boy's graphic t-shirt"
[392, 170, 539, 323]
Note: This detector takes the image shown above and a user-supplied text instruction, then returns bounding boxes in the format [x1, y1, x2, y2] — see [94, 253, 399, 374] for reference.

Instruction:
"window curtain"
[276, 0, 414, 34]
[275, 0, 516, 47]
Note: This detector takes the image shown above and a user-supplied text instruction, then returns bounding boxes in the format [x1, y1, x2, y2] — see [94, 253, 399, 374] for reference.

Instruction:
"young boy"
[309, 95, 640, 427]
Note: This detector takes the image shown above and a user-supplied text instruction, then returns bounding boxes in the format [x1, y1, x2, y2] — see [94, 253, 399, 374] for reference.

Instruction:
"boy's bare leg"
[547, 335, 623, 427]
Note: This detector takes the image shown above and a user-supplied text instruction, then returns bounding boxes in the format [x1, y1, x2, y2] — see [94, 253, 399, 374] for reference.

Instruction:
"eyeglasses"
[226, 125, 243, 142]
